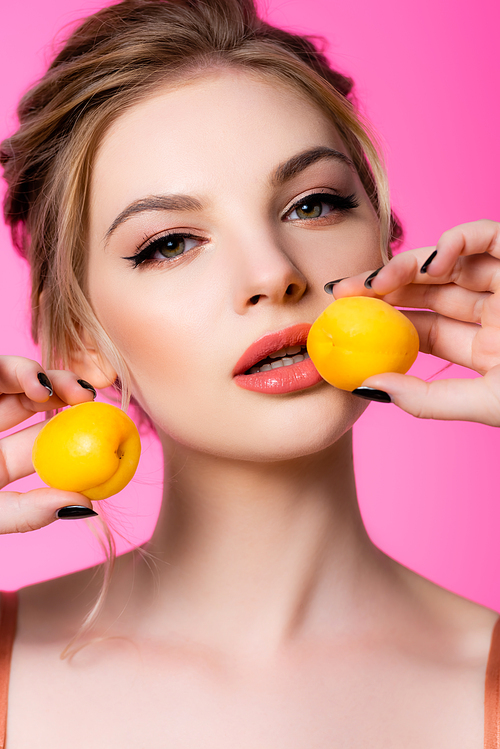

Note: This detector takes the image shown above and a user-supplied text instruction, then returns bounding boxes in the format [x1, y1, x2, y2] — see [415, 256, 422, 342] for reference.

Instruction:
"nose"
[228, 230, 308, 314]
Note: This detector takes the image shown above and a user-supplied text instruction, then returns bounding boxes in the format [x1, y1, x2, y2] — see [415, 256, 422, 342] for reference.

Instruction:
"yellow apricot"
[307, 296, 419, 391]
[32, 402, 141, 500]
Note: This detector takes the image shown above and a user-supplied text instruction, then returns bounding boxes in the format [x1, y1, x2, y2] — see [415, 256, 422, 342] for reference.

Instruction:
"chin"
[155, 388, 366, 463]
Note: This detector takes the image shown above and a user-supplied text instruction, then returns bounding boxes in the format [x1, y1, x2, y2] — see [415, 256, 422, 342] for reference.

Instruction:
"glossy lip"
[232, 323, 313, 376]
[232, 323, 325, 395]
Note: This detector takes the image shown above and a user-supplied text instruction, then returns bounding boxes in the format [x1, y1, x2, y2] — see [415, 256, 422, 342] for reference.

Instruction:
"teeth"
[271, 358, 291, 369]
[269, 345, 303, 359]
[248, 350, 309, 374]
[269, 347, 287, 359]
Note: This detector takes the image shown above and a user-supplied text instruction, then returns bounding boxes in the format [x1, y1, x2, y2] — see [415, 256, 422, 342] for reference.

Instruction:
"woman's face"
[86, 69, 381, 460]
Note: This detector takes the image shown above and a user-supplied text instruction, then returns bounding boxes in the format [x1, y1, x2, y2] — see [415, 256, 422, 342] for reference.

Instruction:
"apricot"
[32, 402, 141, 500]
[307, 296, 419, 391]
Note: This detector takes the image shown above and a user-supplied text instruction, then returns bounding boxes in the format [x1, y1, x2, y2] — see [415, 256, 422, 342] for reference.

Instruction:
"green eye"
[124, 233, 203, 268]
[157, 236, 186, 258]
[285, 192, 360, 223]
[295, 200, 323, 219]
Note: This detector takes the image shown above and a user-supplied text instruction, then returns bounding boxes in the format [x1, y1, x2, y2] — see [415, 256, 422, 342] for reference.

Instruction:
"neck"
[129, 430, 384, 656]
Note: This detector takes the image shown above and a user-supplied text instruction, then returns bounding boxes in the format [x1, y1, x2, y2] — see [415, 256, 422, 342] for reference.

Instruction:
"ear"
[68, 333, 118, 390]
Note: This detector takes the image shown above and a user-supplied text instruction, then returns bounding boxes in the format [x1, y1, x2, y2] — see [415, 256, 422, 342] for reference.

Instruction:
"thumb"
[354, 370, 500, 426]
[0, 488, 97, 535]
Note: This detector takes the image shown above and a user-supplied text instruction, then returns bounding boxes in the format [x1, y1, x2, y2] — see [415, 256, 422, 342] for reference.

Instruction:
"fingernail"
[37, 372, 53, 397]
[77, 379, 97, 399]
[56, 505, 98, 520]
[420, 249, 437, 273]
[351, 387, 392, 403]
[364, 267, 382, 290]
[324, 278, 347, 294]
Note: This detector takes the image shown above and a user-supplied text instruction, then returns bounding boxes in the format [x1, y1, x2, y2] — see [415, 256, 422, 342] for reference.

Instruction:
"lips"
[232, 323, 325, 395]
[232, 323, 312, 376]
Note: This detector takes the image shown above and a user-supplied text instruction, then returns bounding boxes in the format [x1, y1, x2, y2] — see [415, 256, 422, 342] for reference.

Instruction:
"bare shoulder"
[16, 564, 109, 644]
[14, 550, 142, 647]
[392, 559, 499, 664]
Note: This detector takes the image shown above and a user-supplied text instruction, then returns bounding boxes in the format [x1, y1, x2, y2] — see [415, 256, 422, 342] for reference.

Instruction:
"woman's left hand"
[331, 219, 500, 425]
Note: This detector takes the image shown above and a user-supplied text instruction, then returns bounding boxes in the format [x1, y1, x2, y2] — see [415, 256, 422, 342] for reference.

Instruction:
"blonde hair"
[1, 0, 401, 408]
[0, 0, 402, 653]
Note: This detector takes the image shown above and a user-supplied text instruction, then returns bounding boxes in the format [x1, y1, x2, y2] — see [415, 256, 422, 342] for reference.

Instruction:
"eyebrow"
[103, 146, 355, 246]
[272, 146, 355, 185]
[104, 194, 203, 246]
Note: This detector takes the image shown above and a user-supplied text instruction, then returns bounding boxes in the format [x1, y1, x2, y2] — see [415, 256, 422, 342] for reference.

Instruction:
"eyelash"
[284, 191, 359, 221]
[123, 233, 203, 269]
[123, 191, 360, 268]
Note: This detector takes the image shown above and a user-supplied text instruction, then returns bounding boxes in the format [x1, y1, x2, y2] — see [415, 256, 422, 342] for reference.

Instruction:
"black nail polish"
[77, 379, 97, 399]
[37, 372, 53, 397]
[364, 267, 382, 290]
[420, 249, 437, 274]
[324, 279, 347, 294]
[56, 506, 98, 520]
[351, 387, 392, 403]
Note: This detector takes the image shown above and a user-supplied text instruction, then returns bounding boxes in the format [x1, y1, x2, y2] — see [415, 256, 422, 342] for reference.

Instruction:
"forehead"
[89, 69, 348, 232]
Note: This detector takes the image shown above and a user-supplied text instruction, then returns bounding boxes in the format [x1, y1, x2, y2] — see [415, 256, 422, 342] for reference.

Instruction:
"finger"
[388, 221, 500, 288]
[0, 421, 45, 488]
[384, 280, 500, 335]
[402, 310, 500, 373]
[378, 283, 491, 325]
[38, 369, 97, 406]
[0, 356, 55, 402]
[375, 252, 500, 295]
[373, 248, 500, 296]
[427, 220, 500, 277]
[332, 252, 497, 300]
[357, 367, 500, 427]
[330, 251, 435, 299]
[0, 369, 97, 434]
[0, 394, 62, 433]
[0, 488, 95, 534]
[331, 222, 500, 298]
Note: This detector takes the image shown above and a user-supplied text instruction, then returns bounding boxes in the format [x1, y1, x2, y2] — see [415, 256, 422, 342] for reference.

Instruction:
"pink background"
[1, 0, 499, 605]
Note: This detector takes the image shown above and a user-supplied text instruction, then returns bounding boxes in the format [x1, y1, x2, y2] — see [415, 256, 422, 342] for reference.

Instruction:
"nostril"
[285, 284, 294, 296]
[250, 294, 260, 305]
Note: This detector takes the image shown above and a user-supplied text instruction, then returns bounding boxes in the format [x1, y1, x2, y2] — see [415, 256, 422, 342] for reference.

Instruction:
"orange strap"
[485, 616, 500, 748]
[0, 592, 18, 749]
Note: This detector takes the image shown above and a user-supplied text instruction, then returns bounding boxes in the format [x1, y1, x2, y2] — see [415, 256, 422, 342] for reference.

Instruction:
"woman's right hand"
[0, 356, 97, 533]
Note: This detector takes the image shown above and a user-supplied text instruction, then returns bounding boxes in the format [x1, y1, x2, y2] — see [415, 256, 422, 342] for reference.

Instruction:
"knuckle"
[414, 403, 428, 420]
[14, 494, 48, 533]
[472, 293, 487, 323]
[427, 314, 439, 356]
[423, 283, 434, 310]
[413, 383, 433, 420]
[478, 219, 497, 230]
[15, 516, 41, 534]
[18, 393, 40, 414]
[440, 226, 456, 239]
[0, 446, 11, 489]
[449, 257, 465, 284]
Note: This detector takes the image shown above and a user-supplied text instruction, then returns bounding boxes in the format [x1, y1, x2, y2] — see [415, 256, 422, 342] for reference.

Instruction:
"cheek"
[287, 208, 382, 284]
[88, 262, 230, 410]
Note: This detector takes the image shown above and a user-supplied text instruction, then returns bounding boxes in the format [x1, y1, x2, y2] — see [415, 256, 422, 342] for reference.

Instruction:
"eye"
[123, 232, 205, 268]
[284, 192, 359, 221]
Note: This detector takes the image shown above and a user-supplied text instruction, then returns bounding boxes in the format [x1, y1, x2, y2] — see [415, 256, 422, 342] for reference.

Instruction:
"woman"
[0, 0, 499, 745]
